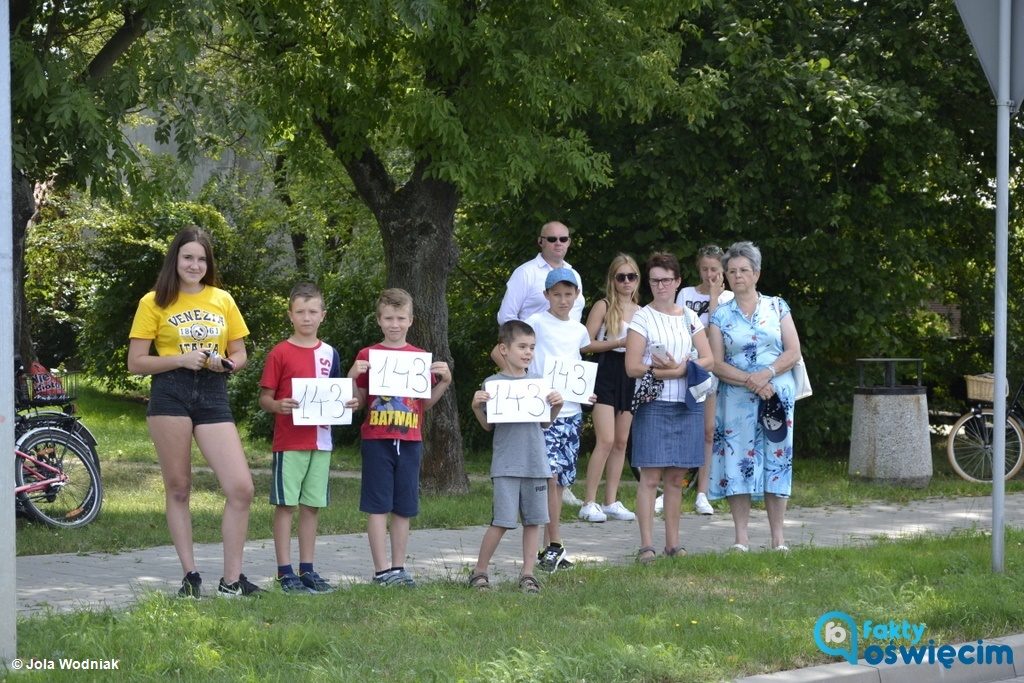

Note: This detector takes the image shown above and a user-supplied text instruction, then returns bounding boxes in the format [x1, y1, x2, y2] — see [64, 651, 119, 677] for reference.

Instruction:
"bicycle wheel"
[15, 427, 102, 528]
[946, 409, 1024, 483]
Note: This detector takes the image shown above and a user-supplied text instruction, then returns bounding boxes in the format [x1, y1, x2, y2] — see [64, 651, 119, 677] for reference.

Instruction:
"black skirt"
[594, 351, 636, 413]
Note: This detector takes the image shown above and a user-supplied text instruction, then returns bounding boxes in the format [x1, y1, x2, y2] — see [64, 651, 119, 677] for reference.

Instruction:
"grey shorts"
[491, 477, 549, 529]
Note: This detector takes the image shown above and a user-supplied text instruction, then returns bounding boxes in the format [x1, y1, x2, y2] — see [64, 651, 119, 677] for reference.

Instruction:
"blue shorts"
[544, 414, 582, 488]
[147, 368, 234, 425]
[359, 439, 422, 517]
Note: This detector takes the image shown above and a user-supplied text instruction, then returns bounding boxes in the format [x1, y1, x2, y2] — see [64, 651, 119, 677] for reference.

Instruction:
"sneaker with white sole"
[537, 543, 567, 572]
[694, 492, 714, 515]
[654, 494, 665, 515]
[217, 574, 266, 598]
[578, 501, 607, 522]
[601, 501, 636, 521]
[561, 487, 583, 507]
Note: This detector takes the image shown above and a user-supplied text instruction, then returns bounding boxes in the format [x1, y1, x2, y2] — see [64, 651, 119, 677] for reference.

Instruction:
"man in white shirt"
[496, 221, 585, 324]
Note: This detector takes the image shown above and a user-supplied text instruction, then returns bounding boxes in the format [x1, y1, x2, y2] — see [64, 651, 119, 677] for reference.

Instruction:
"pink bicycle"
[15, 427, 102, 528]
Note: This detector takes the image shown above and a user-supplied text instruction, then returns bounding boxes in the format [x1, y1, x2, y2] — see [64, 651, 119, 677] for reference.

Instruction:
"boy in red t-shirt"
[259, 282, 355, 593]
[347, 288, 452, 587]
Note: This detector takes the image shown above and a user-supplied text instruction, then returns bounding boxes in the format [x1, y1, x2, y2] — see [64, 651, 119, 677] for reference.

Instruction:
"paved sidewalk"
[18, 492, 1024, 615]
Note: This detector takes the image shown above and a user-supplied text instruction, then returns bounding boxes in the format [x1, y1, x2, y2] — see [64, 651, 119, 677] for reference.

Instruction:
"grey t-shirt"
[484, 372, 552, 478]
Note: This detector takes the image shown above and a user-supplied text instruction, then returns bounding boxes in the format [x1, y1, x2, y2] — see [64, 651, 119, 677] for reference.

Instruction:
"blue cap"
[544, 267, 578, 290]
[758, 394, 788, 443]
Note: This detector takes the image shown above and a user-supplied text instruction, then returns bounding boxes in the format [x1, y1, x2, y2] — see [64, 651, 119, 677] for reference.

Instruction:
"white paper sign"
[291, 377, 353, 425]
[542, 357, 598, 405]
[485, 379, 551, 423]
[368, 349, 433, 399]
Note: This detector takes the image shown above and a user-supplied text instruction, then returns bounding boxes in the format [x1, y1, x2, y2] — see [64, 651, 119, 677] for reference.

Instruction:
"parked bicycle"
[14, 356, 100, 474]
[946, 373, 1024, 483]
[16, 427, 102, 528]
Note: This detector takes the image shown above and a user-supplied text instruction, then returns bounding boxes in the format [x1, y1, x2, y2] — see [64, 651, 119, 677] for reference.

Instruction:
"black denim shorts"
[147, 368, 235, 425]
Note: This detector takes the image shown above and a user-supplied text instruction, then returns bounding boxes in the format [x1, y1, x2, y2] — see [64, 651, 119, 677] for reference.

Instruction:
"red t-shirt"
[354, 343, 434, 442]
[260, 340, 341, 451]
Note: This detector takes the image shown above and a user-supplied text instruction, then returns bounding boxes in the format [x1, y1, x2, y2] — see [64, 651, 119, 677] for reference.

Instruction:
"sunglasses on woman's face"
[615, 272, 639, 283]
[541, 235, 570, 243]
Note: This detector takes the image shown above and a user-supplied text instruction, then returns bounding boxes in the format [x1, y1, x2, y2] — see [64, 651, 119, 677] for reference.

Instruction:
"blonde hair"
[603, 254, 640, 339]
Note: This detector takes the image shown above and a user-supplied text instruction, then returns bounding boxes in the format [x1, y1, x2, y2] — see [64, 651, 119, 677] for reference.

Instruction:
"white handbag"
[793, 357, 812, 401]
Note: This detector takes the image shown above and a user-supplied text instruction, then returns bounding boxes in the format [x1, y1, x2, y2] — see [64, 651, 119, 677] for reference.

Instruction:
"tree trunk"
[12, 170, 35, 364]
[341, 149, 469, 494]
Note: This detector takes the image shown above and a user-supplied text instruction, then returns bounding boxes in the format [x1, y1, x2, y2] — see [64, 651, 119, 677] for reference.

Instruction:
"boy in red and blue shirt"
[260, 282, 354, 593]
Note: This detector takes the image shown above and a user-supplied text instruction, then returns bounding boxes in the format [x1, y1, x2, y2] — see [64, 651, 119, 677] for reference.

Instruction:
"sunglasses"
[541, 236, 570, 243]
[615, 272, 639, 283]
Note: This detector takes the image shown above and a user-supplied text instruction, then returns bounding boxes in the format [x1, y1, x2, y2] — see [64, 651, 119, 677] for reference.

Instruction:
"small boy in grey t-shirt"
[469, 321, 563, 593]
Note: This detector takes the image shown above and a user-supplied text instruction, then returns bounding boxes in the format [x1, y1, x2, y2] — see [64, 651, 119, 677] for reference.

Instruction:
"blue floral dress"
[708, 296, 795, 500]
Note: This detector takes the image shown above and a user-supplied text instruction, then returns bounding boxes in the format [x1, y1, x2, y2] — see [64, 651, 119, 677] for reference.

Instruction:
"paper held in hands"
[368, 349, 433, 399]
[291, 377, 353, 425]
[485, 378, 552, 423]
[542, 356, 597, 405]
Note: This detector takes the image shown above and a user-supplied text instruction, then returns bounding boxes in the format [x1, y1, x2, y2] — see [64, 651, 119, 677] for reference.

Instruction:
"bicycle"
[946, 373, 1024, 483]
[16, 426, 103, 528]
[14, 356, 100, 474]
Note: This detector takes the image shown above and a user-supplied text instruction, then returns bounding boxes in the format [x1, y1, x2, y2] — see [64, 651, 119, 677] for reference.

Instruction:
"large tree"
[234, 1, 696, 491]
[10, 1, 233, 361]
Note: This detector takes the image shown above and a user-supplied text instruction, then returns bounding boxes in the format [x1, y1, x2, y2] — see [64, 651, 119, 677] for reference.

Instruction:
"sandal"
[519, 575, 541, 594]
[468, 572, 490, 590]
[663, 546, 686, 558]
[636, 546, 657, 564]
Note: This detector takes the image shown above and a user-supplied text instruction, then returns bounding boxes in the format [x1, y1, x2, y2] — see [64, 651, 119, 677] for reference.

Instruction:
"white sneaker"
[654, 494, 664, 515]
[578, 502, 607, 523]
[562, 487, 583, 507]
[601, 501, 636, 521]
[694, 492, 714, 515]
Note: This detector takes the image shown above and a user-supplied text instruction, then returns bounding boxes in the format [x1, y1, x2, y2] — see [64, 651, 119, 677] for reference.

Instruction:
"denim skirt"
[631, 399, 703, 469]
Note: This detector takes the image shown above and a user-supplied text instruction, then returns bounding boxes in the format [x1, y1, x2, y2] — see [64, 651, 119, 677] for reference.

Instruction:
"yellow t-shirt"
[129, 286, 249, 357]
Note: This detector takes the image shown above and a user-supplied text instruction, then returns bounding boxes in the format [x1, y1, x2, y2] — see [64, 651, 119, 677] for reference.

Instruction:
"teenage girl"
[578, 254, 641, 523]
[127, 226, 262, 598]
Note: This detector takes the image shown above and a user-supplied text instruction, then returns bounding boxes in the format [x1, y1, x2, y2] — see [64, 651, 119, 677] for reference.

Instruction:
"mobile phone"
[649, 342, 669, 362]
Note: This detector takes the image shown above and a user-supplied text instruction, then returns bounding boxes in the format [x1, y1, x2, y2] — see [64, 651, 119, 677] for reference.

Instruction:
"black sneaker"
[177, 571, 202, 598]
[276, 573, 312, 594]
[217, 573, 266, 598]
[556, 558, 574, 571]
[299, 570, 334, 593]
[537, 544, 566, 573]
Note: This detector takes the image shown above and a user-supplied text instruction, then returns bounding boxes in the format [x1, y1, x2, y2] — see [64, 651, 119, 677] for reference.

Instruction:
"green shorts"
[270, 450, 331, 508]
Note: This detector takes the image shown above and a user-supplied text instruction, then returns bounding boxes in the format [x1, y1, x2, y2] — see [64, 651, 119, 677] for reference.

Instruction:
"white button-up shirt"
[496, 253, 585, 324]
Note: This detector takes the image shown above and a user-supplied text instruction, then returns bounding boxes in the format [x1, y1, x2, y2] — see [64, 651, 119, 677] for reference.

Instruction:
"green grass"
[14, 530, 1024, 682]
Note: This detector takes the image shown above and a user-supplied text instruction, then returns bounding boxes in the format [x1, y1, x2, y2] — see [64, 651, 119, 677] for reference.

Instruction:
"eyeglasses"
[726, 268, 754, 277]
[541, 236, 570, 243]
[614, 272, 638, 283]
[649, 277, 677, 288]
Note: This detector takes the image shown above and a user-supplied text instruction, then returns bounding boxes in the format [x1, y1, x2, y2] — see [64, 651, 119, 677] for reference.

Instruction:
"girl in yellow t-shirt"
[128, 225, 262, 598]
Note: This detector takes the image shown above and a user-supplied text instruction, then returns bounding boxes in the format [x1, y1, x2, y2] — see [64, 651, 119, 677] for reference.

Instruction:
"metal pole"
[992, 0, 1012, 574]
[0, 0, 18, 663]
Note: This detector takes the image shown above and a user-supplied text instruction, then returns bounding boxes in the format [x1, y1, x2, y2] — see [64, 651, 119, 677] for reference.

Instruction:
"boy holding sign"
[348, 288, 453, 587]
[524, 268, 596, 572]
[259, 282, 353, 593]
[469, 320, 563, 592]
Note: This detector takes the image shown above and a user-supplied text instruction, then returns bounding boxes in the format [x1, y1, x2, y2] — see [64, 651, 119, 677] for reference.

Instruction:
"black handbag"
[630, 368, 663, 414]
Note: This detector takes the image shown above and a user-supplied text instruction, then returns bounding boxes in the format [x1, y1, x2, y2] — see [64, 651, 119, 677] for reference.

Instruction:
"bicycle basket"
[25, 367, 78, 406]
[964, 373, 1008, 402]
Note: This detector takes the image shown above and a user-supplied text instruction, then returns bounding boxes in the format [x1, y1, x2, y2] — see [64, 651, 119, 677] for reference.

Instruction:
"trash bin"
[848, 358, 932, 488]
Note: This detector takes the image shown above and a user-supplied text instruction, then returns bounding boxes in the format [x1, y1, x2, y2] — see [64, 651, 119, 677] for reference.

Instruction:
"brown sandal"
[636, 546, 657, 564]
[519, 575, 541, 593]
[468, 572, 490, 590]
[664, 546, 686, 558]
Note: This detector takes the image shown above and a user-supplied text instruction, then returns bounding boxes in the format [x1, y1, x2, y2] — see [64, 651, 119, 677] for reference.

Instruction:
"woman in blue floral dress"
[707, 242, 803, 552]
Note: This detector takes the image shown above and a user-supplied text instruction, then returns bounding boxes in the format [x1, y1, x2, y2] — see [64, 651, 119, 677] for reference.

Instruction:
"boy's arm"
[471, 390, 493, 432]
[488, 343, 504, 370]
[542, 390, 564, 429]
[259, 387, 298, 415]
[423, 360, 453, 409]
